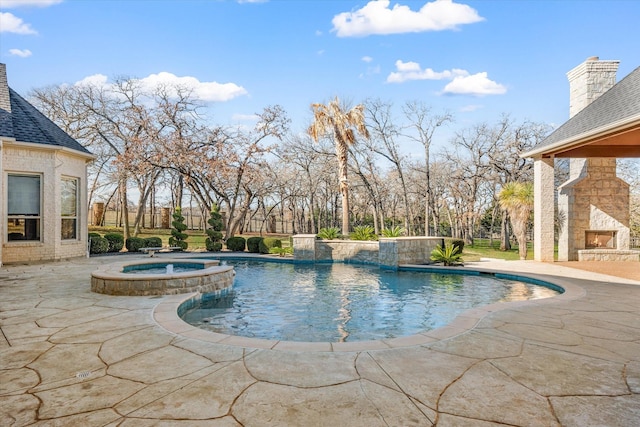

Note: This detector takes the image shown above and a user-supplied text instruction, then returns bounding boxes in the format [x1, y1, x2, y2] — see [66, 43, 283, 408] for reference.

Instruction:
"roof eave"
[3, 139, 95, 160]
[521, 113, 640, 159]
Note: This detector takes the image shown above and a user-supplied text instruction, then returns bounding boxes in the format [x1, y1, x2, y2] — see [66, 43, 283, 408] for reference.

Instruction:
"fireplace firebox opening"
[585, 230, 617, 249]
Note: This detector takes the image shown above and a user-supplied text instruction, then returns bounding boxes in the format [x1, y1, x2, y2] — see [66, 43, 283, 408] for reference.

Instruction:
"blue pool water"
[180, 260, 561, 342]
[123, 262, 204, 274]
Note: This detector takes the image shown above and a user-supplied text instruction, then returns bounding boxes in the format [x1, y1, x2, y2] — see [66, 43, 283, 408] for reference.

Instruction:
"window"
[61, 177, 79, 240]
[7, 174, 41, 241]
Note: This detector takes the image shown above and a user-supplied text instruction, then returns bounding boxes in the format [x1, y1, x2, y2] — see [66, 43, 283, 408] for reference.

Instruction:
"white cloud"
[9, 48, 32, 57]
[74, 72, 247, 103]
[387, 60, 506, 96]
[332, 0, 483, 37]
[74, 74, 109, 87]
[0, 0, 62, 8]
[362, 56, 373, 63]
[0, 12, 37, 34]
[138, 72, 247, 102]
[442, 72, 506, 96]
[387, 60, 467, 83]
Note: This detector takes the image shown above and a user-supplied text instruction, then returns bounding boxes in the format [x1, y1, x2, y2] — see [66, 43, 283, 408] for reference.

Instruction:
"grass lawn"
[89, 227, 541, 260]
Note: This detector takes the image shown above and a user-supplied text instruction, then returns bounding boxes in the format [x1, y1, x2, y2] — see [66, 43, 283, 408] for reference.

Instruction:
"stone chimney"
[566, 56, 619, 118]
[0, 63, 11, 113]
[566, 57, 619, 179]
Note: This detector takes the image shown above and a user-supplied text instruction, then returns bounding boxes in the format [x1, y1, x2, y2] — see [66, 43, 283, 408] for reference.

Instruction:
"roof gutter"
[521, 113, 640, 158]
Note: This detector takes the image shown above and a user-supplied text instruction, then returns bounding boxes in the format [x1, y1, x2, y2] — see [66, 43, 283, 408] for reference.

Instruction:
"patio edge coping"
[152, 261, 586, 352]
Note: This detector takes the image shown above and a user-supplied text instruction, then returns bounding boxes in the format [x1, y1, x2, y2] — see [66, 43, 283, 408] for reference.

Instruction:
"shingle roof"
[532, 65, 640, 151]
[0, 63, 91, 156]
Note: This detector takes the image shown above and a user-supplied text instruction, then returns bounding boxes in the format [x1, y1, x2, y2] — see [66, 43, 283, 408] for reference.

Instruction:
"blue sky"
[2, 0, 640, 150]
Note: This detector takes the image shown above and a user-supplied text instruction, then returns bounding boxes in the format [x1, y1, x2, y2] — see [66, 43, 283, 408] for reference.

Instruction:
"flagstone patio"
[1, 254, 638, 426]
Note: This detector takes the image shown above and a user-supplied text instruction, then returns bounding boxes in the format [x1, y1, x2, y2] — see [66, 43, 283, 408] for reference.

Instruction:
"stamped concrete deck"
[1, 254, 639, 426]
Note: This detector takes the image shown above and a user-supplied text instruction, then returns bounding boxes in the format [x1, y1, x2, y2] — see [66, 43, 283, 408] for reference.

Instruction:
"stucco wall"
[2, 142, 90, 264]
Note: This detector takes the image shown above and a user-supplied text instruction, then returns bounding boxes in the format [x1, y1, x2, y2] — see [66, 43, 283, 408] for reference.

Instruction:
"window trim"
[61, 176, 80, 241]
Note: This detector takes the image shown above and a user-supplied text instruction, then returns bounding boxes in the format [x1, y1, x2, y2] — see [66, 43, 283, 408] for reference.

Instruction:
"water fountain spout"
[166, 264, 174, 274]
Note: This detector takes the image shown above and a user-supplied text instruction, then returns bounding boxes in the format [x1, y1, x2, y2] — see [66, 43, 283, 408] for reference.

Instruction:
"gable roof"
[523, 66, 640, 158]
[0, 64, 91, 156]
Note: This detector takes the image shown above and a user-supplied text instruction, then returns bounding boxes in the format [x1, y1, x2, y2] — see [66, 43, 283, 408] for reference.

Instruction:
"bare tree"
[402, 101, 453, 236]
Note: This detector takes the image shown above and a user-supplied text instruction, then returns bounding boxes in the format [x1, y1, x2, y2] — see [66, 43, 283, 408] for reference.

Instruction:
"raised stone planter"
[91, 258, 235, 296]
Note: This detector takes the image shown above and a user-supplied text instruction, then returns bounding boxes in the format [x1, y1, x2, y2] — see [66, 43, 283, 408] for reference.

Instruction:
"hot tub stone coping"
[91, 258, 225, 280]
[90, 258, 234, 296]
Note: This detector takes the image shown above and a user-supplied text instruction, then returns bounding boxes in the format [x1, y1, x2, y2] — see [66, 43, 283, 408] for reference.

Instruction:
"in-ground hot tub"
[91, 259, 235, 296]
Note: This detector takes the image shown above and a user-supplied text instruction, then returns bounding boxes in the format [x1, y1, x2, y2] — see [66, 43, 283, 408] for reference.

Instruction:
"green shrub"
[350, 225, 377, 241]
[381, 226, 405, 237]
[125, 237, 145, 252]
[247, 236, 263, 253]
[317, 227, 341, 240]
[206, 240, 223, 251]
[103, 233, 124, 253]
[226, 236, 246, 252]
[270, 246, 293, 257]
[144, 237, 163, 248]
[205, 204, 224, 252]
[89, 236, 109, 254]
[450, 239, 465, 254]
[259, 237, 282, 254]
[168, 206, 188, 250]
[88, 232, 102, 240]
[430, 243, 464, 266]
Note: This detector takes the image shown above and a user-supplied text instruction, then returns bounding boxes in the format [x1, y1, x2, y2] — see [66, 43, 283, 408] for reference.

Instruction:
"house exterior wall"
[2, 142, 90, 264]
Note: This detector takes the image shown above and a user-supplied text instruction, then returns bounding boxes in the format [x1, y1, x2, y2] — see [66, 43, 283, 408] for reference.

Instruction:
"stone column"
[292, 234, 317, 262]
[534, 157, 556, 262]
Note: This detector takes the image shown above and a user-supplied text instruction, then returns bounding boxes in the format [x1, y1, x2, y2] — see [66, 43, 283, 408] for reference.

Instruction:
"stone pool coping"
[153, 260, 585, 352]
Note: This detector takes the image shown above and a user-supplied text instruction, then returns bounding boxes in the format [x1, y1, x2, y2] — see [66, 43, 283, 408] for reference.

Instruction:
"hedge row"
[88, 233, 165, 255]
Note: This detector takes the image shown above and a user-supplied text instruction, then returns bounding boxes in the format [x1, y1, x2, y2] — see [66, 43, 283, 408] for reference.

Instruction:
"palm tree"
[498, 181, 534, 260]
[308, 97, 369, 236]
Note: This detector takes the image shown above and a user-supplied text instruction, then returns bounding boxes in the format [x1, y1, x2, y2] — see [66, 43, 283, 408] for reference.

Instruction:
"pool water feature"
[180, 260, 561, 343]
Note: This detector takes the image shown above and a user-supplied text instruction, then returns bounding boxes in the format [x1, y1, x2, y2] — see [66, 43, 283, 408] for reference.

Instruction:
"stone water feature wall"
[293, 235, 445, 268]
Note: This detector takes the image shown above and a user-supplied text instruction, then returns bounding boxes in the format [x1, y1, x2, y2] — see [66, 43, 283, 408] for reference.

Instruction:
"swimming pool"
[180, 259, 561, 342]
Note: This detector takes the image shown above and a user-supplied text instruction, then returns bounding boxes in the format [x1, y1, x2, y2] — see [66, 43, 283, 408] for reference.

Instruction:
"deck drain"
[75, 371, 92, 379]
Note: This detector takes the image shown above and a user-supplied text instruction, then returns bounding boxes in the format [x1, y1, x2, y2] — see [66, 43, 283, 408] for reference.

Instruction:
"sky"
[2, 0, 640, 152]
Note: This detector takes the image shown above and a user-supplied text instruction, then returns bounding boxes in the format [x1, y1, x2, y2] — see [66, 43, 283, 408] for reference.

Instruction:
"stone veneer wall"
[2, 143, 90, 264]
[293, 235, 445, 268]
[558, 158, 630, 261]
